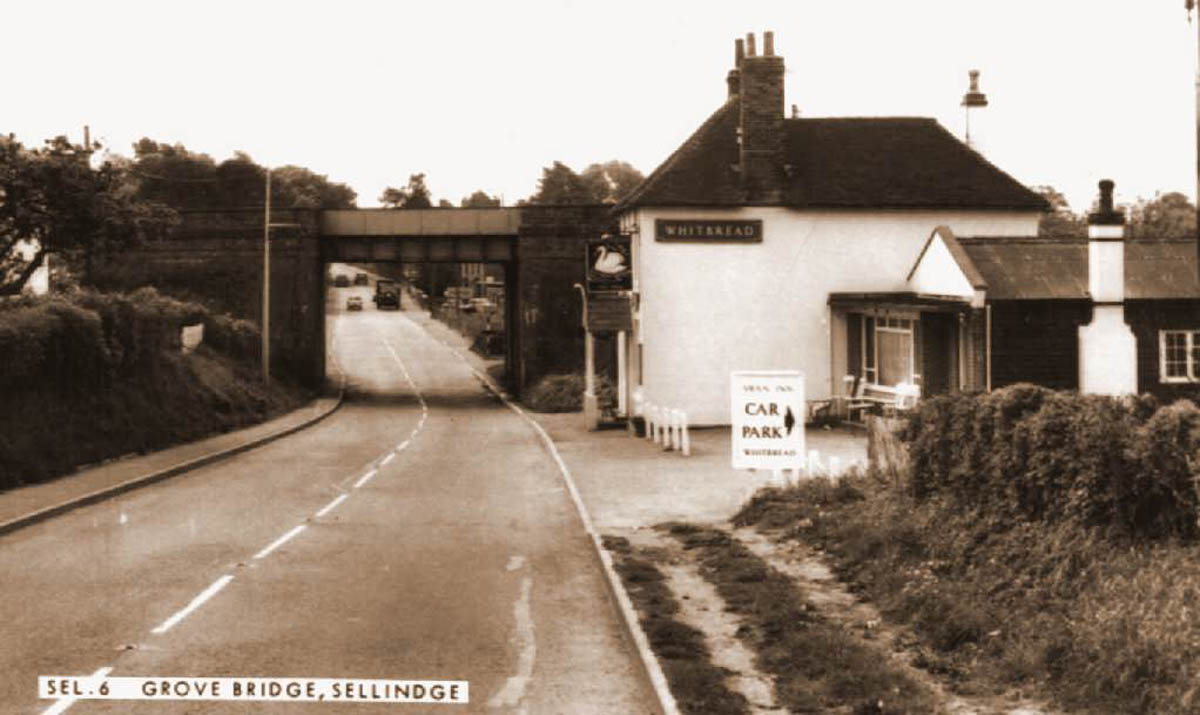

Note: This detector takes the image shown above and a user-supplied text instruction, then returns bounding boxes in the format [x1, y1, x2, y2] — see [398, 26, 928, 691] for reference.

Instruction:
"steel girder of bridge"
[319, 208, 520, 263]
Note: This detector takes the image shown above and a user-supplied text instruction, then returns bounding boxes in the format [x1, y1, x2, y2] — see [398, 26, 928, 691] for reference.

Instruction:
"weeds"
[603, 537, 749, 715]
[735, 468, 1200, 714]
[663, 522, 935, 714]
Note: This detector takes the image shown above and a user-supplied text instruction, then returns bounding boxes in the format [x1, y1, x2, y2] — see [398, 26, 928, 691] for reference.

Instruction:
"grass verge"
[601, 534, 750, 715]
[734, 474, 1200, 714]
[657, 522, 935, 714]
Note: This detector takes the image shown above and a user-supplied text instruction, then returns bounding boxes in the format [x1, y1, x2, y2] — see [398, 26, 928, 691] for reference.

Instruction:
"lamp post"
[262, 168, 271, 383]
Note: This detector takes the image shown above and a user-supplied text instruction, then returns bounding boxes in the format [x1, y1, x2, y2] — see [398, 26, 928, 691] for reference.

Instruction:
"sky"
[4, 1, 1198, 213]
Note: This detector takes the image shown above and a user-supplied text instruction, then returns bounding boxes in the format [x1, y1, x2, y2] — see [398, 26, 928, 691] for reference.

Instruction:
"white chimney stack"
[1078, 179, 1137, 395]
[961, 69, 988, 152]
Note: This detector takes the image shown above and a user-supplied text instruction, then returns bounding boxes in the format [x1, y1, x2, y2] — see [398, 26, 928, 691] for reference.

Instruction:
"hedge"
[902, 384, 1200, 542]
[0, 288, 261, 390]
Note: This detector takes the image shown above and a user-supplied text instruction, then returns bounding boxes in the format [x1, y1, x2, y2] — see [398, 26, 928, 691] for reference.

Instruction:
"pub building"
[610, 31, 1200, 426]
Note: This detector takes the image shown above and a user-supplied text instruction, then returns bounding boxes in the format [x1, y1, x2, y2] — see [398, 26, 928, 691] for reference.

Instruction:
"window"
[857, 313, 922, 388]
[1160, 330, 1200, 382]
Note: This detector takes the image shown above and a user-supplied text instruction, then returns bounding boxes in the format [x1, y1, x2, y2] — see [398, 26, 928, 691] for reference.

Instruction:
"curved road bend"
[0, 288, 656, 714]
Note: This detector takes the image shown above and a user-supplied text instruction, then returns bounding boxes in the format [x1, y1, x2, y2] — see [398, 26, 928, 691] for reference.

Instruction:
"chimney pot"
[745, 32, 756, 57]
[1088, 178, 1125, 226]
[763, 31, 774, 56]
[735, 38, 744, 65]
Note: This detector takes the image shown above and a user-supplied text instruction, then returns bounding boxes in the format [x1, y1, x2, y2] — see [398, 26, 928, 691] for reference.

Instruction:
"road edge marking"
[41, 666, 112, 715]
[424, 330, 679, 715]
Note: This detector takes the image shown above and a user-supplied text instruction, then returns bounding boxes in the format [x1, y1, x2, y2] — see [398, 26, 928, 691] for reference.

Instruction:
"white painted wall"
[626, 206, 1037, 425]
[906, 231, 975, 300]
[1079, 306, 1137, 395]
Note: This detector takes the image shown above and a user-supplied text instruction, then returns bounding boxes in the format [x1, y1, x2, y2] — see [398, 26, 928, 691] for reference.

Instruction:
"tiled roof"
[618, 100, 1048, 211]
[957, 237, 1200, 300]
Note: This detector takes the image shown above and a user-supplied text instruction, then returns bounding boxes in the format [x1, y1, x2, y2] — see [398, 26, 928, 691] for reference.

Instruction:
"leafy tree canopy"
[1127, 191, 1196, 240]
[379, 173, 433, 209]
[527, 160, 644, 205]
[1, 135, 177, 295]
[130, 138, 356, 210]
[460, 190, 501, 208]
[1034, 185, 1086, 238]
[580, 160, 644, 204]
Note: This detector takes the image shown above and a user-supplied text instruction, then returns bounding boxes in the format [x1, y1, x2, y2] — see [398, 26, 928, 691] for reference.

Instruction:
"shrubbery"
[0, 288, 303, 489]
[523, 373, 617, 413]
[901, 384, 1200, 541]
[0, 288, 261, 389]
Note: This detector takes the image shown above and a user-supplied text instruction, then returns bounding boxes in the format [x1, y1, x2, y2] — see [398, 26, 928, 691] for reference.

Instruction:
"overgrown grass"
[659, 522, 935, 714]
[601, 534, 749, 715]
[0, 289, 309, 489]
[734, 474, 1200, 714]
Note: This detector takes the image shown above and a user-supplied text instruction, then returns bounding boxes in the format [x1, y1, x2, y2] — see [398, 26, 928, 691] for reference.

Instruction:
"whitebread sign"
[655, 219, 763, 242]
[731, 371, 805, 470]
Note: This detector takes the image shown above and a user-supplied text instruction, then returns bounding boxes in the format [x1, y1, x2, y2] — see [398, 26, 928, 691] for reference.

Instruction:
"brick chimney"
[737, 31, 785, 202]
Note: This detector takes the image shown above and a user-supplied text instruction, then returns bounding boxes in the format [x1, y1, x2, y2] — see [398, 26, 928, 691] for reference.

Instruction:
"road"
[0, 280, 655, 714]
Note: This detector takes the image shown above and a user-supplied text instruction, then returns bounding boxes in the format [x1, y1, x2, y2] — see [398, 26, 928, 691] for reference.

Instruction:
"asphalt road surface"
[1, 281, 656, 714]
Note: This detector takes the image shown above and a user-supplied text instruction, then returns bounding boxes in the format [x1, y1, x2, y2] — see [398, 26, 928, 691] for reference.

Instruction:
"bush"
[902, 384, 1200, 542]
[523, 373, 617, 413]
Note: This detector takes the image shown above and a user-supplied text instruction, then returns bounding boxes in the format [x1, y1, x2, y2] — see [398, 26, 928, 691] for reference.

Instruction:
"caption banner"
[40, 676, 469, 704]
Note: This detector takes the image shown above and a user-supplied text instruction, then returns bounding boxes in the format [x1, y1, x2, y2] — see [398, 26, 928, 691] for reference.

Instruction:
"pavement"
[0, 394, 343, 535]
[413, 306, 869, 530]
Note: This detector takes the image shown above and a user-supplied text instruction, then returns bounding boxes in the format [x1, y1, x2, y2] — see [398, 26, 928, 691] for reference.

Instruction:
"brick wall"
[515, 205, 617, 393]
[91, 208, 326, 388]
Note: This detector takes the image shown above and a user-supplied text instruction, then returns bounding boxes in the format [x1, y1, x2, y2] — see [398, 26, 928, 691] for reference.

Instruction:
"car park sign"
[731, 371, 805, 470]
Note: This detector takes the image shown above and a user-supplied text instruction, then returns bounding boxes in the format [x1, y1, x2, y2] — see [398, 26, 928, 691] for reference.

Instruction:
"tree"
[460, 190, 501, 208]
[131, 139, 356, 209]
[437, 199, 454, 208]
[1034, 185, 1086, 238]
[527, 161, 594, 205]
[580, 160, 644, 204]
[379, 173, 432, 209]
[1, 135, 177, 294]
[1127, 191, 1196, 240]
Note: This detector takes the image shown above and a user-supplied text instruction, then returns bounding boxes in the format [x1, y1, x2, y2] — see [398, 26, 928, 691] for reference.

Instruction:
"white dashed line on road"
[354, 469, 378, 488]
[380, 452, 395, 467]
[151, 575, 235, 634]
[397, 439, 410, 451]
[253, 525, 307, 560]
[315, 494, 348, 518]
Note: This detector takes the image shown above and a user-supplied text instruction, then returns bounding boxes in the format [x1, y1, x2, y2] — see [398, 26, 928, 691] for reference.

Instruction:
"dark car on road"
[333, 274, 350, 287]
[354, 273, 369, 286]
[346, 296, 363, 311]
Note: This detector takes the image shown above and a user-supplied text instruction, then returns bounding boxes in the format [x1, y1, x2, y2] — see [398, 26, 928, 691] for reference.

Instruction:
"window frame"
[1160, 329, 1200, 383]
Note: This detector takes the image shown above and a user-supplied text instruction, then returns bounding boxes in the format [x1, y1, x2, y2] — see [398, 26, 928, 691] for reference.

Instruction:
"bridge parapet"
[321, 208, 521, 236]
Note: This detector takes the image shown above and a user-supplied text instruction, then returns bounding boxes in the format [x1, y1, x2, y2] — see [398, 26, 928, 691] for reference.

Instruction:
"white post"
[808, 450, 820, 476]
[678, 410, 690, 457]
[617, 330, 628, 417]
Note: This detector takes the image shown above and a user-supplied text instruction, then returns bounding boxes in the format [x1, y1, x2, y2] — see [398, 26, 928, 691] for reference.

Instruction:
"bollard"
[645, 403, 656, 443]
[664, 410, 676, 451]
[677, 410, 690, 457]
[808, 449, 821, 477]
[829, 456, 841, 478]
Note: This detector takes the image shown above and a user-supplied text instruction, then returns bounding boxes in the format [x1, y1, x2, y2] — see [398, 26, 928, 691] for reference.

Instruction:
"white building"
[614, 32, 1046, 425]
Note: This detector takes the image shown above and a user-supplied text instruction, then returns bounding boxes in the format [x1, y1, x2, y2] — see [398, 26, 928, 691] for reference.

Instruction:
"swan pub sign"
[585, 237, 632, 292]
[655, 219, 763, 243]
